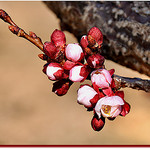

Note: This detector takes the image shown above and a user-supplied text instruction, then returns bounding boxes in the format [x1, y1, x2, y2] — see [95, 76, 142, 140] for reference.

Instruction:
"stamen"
[102, 105, 111, 115]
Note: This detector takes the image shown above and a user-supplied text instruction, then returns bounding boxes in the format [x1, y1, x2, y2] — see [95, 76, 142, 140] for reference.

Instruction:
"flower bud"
[91, 114, 105, 131]
[65, 44, 84, 62]
[91, 69, 112, 88]
[77, 84, 99, 108]
[46, 63, 64, 81]
[87, 54, 105, 68]
[87, 27, 103, 48]
[52, 79, 73, 96]
[51, 29, 66, 47]
[43, 42, 57, 59]
[69, 65, 90, 82]
[95, 96, 124, 118]
[80, 35, 88, 49]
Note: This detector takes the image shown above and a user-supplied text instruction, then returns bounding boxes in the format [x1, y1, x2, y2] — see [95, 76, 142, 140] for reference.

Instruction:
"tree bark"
[44, 1, 150, 77]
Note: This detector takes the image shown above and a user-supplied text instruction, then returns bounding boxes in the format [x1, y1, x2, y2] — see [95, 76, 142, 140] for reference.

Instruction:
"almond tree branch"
[113, 75, 150, 92]
[0, 9, 150, 93]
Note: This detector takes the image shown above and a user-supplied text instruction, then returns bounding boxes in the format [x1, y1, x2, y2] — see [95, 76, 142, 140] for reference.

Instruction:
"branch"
[0, 9, 44, 52]
[113, 75, 150, 92]
[44, 1, 150, 77]
[0, 9, 150, 93]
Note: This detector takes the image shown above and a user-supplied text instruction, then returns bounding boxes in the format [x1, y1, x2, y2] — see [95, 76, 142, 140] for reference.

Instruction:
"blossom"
[95, 95, 124, 118]
[87, 27, 103, 48]
[91, 114, 105, 131]
[46, 63, 64, 81]
[65, 43, 84, 62]
[91, 69, 112, 88]
[77, 84, 99, 108]
[43, 41, 57, 60]
[69, 65, 90, 82]
[51, 29, 66, 47]
[80, 35, 89, 49]
[43, 29, 66, 62]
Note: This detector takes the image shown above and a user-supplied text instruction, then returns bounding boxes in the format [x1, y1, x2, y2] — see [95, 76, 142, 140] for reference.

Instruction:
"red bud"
[87, 27, 103, 45]
[51, 29, 66, 47]
[91, 114, 105, 131]
[43, 42, 57, 59]
[52, 79, 73, 96]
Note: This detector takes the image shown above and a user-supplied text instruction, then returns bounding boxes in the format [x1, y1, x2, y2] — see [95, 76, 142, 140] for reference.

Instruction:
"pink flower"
[69, 65, 90, 82]
[77, 84, 99, 108]
[46, 63, 64, 81]
[91, 114, 105, 131]
[51, 29, 66, 47]
[91, 69, 112, 88]
[95, 96, 124, 118]
[87, 54, 105, 68]
[65, 43, 84, 62]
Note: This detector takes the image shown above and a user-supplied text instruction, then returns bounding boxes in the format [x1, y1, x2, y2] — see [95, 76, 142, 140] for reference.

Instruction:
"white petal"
[69, 66, 84, 82]
[46, 66, 62, 80]
[77, 85, 98, 106]
[65, 44, 83, 62]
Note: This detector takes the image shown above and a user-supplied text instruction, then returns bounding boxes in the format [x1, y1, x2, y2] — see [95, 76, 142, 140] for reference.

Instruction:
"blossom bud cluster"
[42, 27, 130, 131]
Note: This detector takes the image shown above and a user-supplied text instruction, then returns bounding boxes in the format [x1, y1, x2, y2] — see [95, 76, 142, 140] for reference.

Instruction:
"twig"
[113, 75, 150, 92]
[0, 9, 44, 52]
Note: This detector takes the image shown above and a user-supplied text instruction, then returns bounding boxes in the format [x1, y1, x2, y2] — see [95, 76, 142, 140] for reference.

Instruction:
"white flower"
[77, 85, 98, 108]
[95, 96, 124, 118]
[91, 69, 112, 88]
[65, 43, 84, 62]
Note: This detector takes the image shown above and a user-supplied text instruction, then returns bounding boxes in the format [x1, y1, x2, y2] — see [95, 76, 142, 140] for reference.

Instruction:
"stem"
[113, 75, 150, 92]
[0, 9, 44, 52]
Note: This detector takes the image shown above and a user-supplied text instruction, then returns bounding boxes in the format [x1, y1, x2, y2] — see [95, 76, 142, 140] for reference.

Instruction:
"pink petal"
[65, 44, 84, 62]
[101, 69, 112, 84]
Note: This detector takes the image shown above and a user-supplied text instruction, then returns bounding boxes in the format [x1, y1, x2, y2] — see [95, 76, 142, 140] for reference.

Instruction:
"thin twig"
[113, 75, 150, 92]
[0, 9, 44, 52]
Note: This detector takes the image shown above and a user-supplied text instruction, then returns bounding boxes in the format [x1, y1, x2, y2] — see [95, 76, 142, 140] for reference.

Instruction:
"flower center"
[101, 105, 111, 115]
[95, 70, 100, 74]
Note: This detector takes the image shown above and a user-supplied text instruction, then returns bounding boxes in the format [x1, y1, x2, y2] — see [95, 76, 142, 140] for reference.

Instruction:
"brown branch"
[0, 9, 150, 93]
[0, 9, 44, 52]
[113, 75, 150, 92]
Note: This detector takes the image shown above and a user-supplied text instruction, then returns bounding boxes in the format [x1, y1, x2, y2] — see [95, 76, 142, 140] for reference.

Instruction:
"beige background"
[0, 1, 150, 145]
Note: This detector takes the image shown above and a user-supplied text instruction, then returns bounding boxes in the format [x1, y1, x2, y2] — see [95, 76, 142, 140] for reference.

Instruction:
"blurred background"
[0, 1, 150, 145]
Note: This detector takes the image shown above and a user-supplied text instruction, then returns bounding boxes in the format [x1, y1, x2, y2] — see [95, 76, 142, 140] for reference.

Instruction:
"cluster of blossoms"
[42, 27, 130, 131]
